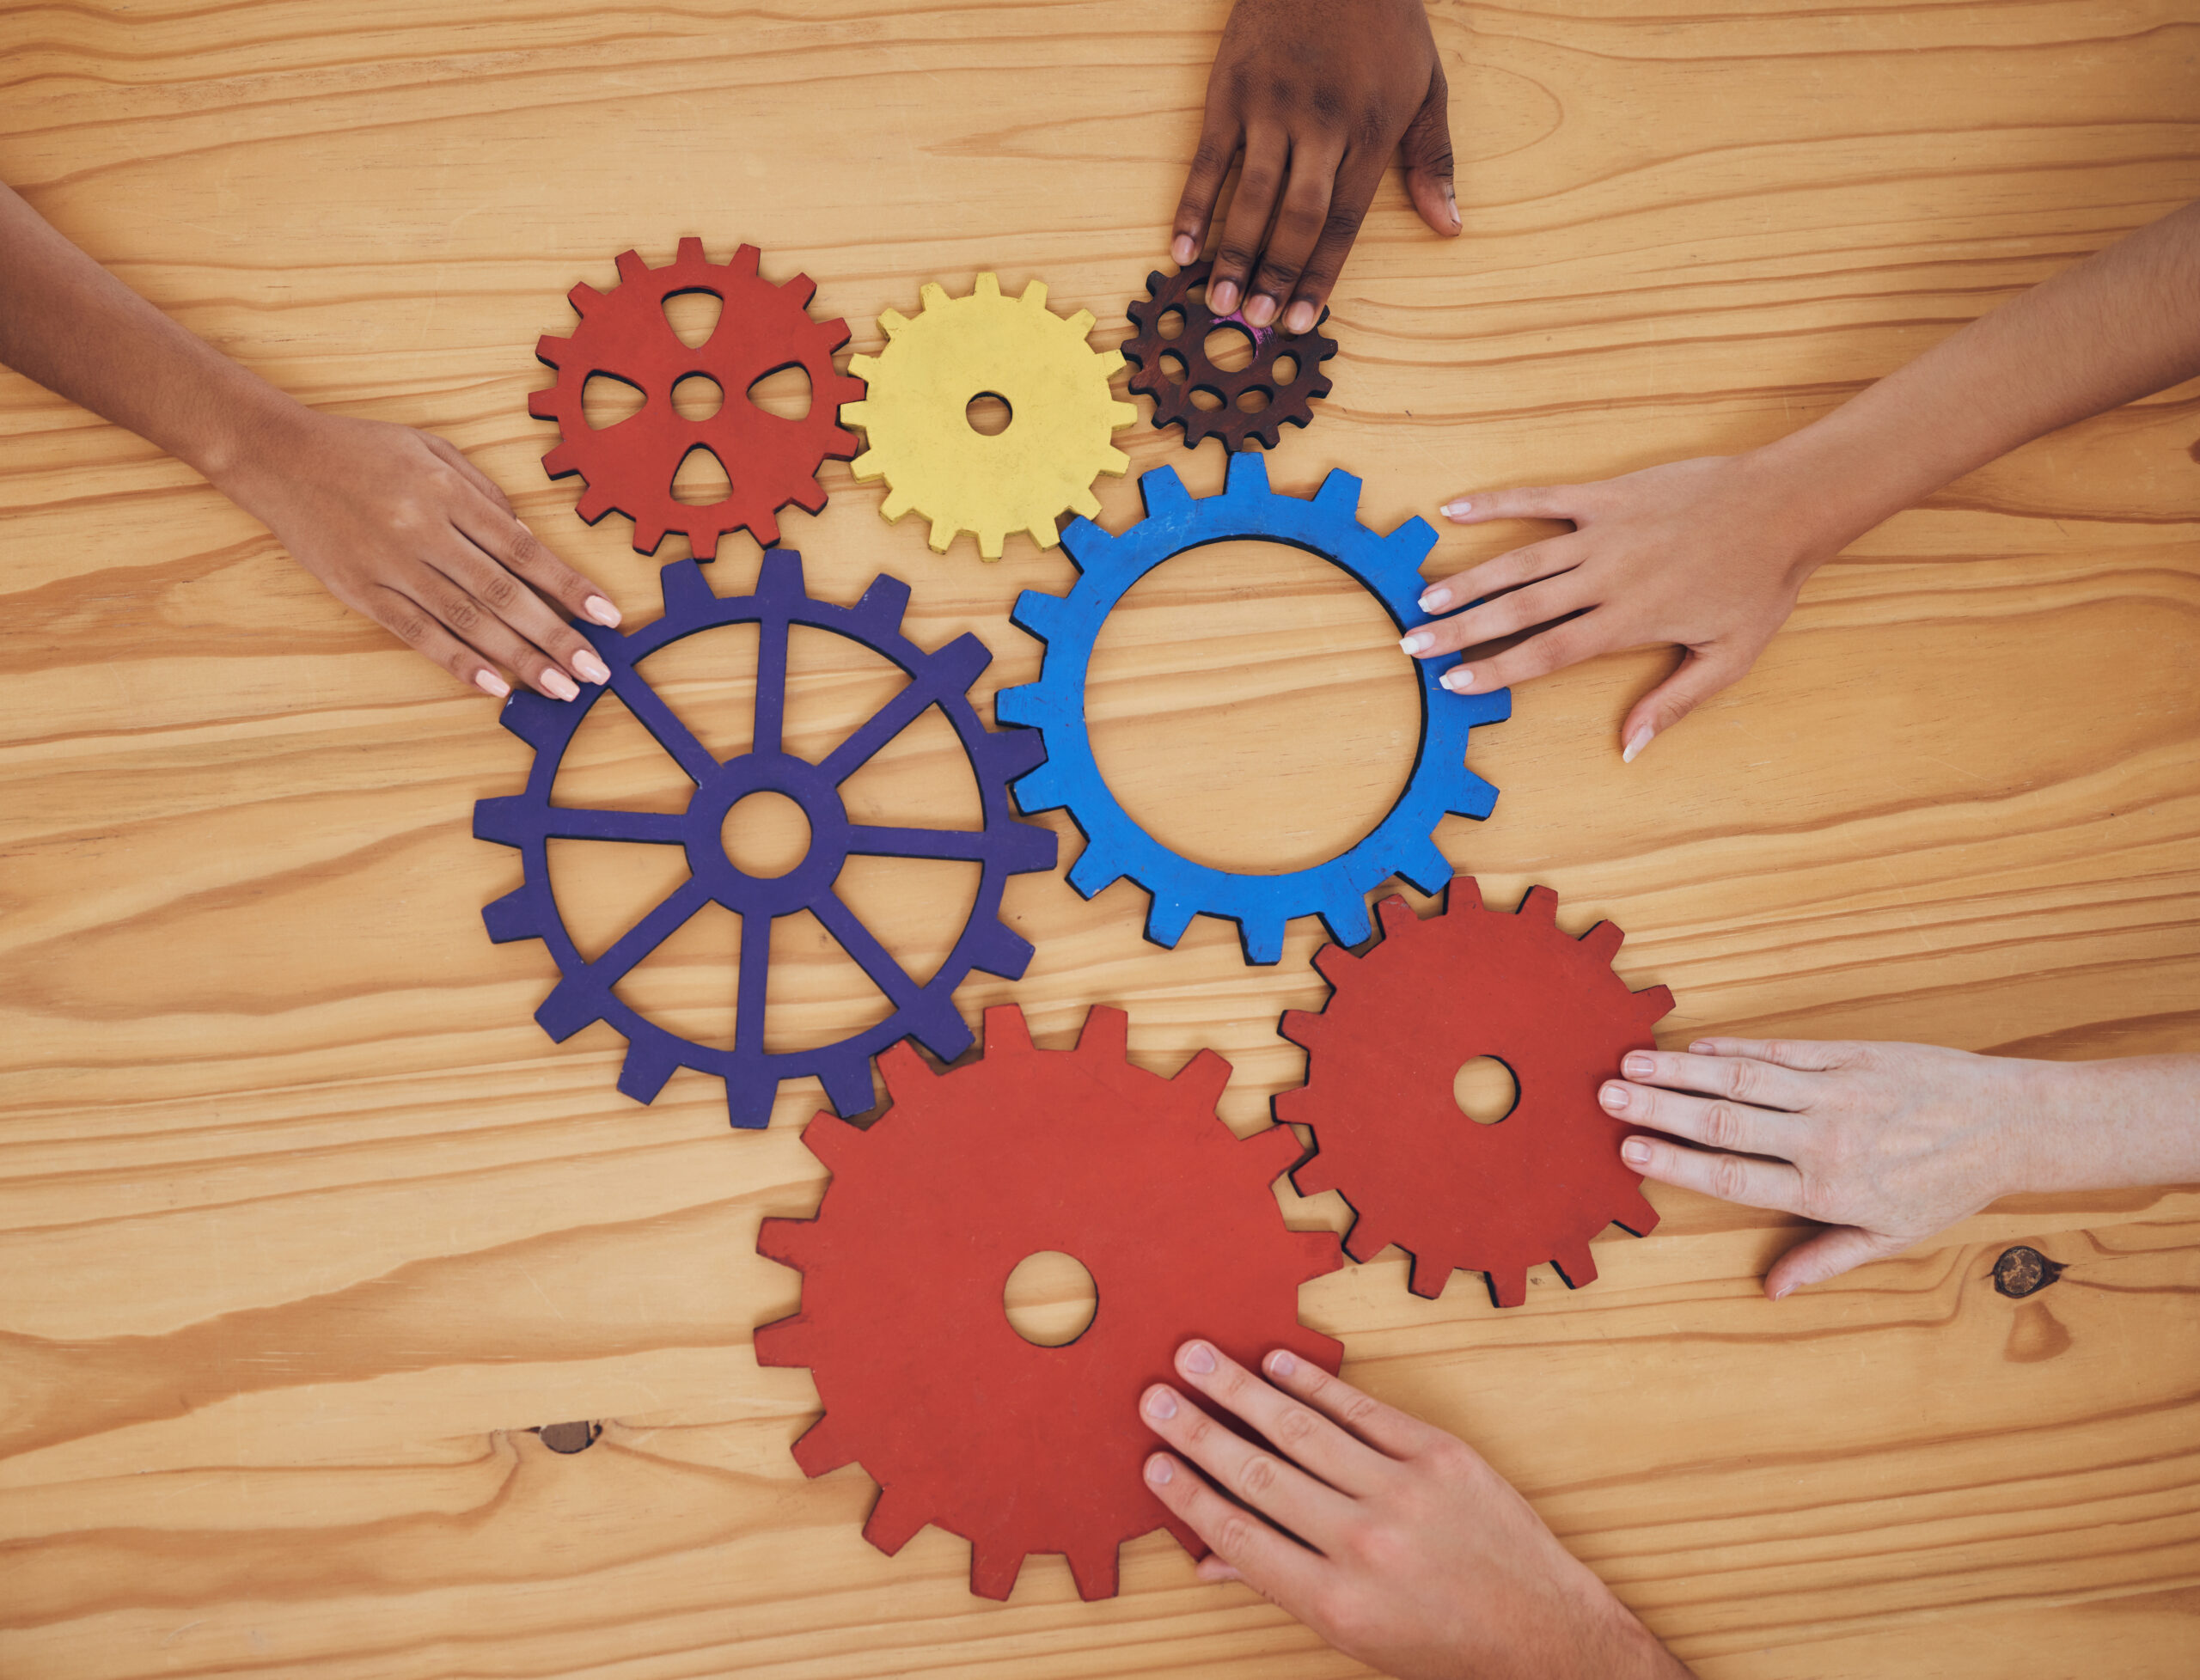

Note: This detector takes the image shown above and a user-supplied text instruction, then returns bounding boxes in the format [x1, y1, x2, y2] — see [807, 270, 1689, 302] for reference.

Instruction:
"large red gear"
[529, 238, 866, 558]
[1279, 884, 1674, 1309]
[754, 1004, 1342, 1602]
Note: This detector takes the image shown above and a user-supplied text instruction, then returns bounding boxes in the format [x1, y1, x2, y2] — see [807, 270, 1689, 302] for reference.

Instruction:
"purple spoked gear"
[473, 553, 1058, 1127]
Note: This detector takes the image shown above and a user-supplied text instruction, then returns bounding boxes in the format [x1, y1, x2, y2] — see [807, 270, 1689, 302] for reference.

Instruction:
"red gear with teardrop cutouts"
[1280, 883, 1675, 1309]
[754, 1004, 1342, 1603]
[529, 238, 866, 558]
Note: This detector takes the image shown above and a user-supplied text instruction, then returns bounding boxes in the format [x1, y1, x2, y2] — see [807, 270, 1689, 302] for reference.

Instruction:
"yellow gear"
[840, 274, 1138, 560]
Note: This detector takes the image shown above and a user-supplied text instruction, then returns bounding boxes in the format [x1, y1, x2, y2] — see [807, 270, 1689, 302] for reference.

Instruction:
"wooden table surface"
[4, 1, 2197, 1675]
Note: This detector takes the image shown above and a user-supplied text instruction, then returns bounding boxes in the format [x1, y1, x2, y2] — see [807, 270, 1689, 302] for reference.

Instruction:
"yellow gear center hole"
[965, 391, 1013, 436]
[721, 790, 811, 879]
[1453, 1056, 1519, 1125]
[1003, 1250, 1097, 1347]
[1085, 540, 1421, 875]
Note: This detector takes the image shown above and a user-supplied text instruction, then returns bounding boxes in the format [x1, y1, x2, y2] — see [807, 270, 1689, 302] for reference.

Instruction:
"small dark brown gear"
[1121, 260, 1338, 451]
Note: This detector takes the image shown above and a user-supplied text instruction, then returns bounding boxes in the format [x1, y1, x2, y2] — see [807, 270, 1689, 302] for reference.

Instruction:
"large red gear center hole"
[1453, 1055, 1520, 1125]
[1085, 540, 1421, 875]
[721, 790, 812, 879]
[1002, 1250, 1098, 1347]
[964, 391, 1013, 436]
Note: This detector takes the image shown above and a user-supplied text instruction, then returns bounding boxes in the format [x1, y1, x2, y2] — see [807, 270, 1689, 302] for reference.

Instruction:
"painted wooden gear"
[1280, 884, 1676, 1308]
[840, 273, 1138, 559]
[1121, 260, 1338, 452]
[755, 1004, 1343, 1601]
[529, 238, 866, 559]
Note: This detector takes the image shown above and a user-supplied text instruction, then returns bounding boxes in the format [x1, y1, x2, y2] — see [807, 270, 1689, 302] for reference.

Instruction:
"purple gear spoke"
[535, 874, 712, 1038]
[535, 807, 688, 845]
[736, 906, 772, 1054]
[848, 824, 988, 861]
[608, 663, 722, 785]
[754, 609, 789, 757]
[812, 889, 921, 1010]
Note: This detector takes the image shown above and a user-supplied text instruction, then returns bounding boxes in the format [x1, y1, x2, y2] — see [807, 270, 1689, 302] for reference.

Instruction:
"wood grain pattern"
[2, 0, 2197, 1674]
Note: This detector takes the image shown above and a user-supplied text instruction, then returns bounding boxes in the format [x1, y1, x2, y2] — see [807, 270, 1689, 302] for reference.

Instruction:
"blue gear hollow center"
[998, 452, 1509, 965]
[474, 553, 1058, 1127]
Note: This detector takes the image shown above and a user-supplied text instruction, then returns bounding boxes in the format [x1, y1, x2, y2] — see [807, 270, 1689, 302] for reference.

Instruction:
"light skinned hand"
[1172, 0, 1459, 334]
[1139, 1339, 1689, 1680]
[1601, 1039, 2043, 1298]
[217, 409, 622, 700]
[1403, 454, 1836, 761]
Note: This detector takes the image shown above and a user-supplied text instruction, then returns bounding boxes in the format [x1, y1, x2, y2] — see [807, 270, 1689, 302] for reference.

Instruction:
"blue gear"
[474, 553, 1058, 1127]
[997, 453, 1508, 966]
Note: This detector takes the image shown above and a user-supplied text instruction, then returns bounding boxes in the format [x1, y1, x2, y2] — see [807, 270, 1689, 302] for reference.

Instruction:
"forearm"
[1761, 199, 2200, 554]
[2012, 1055, 2200, 1194]
[0, 181, 304, 484]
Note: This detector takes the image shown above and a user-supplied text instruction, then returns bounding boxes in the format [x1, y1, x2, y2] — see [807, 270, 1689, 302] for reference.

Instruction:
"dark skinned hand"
[1173, 0, 1459, 333]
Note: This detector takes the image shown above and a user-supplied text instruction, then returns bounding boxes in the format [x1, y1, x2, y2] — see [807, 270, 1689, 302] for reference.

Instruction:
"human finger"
[1433, 613, 1608, 696]
[451, 493, 622, 632]
[1397, 60, 1459, 237]
[1764, 1225, 1910, 1299]
[362, 583, 512, 699]
[1619, 1048, 1819, 1115]
[423, 431, 516, 515]
[1142, 1451, 1326, 1604]
[1439, 483, 1587, 526]
[1260, 1347, 1441, 1462]
[1169, 1340, 1390, 1497]
[1618, 1133, 1806, 1214]
[398, 565, 583, 701]
[1282, 153, 1384, 333]
[1173, 110, 1243, 268]
[1207, 125, 1289, 318]
[1140, 1382, 1356, 1548]
[435, 525, 614, 689]
[1244, 141, 1343, 330]
[1619, 647, 1748, 763]
[1415, 533, 1587, 617]
[1402, 557, 1589, 657]
[1687, 1037, 1859, 1072]
[1599, 1079, 1800, 1162]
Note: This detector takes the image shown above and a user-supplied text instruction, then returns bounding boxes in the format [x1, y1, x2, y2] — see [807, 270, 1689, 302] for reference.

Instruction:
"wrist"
[1735, 430, 1890, 582]
[196, 385, 321, 512]
[1991, 1056, 2088, 1197]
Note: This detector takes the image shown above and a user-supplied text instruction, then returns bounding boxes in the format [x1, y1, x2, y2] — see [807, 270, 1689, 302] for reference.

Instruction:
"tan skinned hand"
[1602, 1039, 2043, 1298]
[1405, 455, 1834, 761]
[1139, 1340, 1690, 1680]
[219, 410, 621, 699]
[1173, 0, 1459, 333]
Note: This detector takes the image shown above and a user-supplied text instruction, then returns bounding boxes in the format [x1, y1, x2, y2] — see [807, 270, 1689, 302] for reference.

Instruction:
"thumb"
[1620, 647, 1741, 762]
[1399, 66, 1458, 236]
[1764, 1226, 1908, 1299]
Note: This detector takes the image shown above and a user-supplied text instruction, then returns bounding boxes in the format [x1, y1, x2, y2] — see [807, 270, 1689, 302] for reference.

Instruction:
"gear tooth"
[982, 1004, 1034, 1055]
[614, 248, 650, 284]
[1139, 466, 1192, 517]
[1075, 1004, 1129, 1061]
[1224, 449, 1272, 498]
[1519, 885, 1560, 921]
[1018, 278, 1047, 309]
[852, 572, 911, 631]
[726, 1073, 779, 1128]
[973, 916, 1039, 980]
[862, 1486, 927, 1555]
[1239, 915, 1286, 966]
[757, 547, 806, 598]
[541, 443, 576, 477]
[574, 486, 614, 523]
[969, 1544, 1024, 1602]
[872, 480, 908, 515]
[1445, 878, 1484, 917]
[972, 272, 1001, 299]
[1057, 519, 1113, 571]
[1383, 514, 1439, 567]
[1616, 1185, 1662, 1237]
[844, 362, 877, 388]
[906, 996, 974, 1063]
[1341, 1219, 1392, 1264]
[977, 527, 1005, 562]
[675, 235, 706, 266]
[1398, 839, 1454, 895]
[565, 281, 603, 316]
[993, 678, 1046, 729]
[1008, 589, 1068, 643]
[1289, 1152, 1336, 1197]
[1298, 1232, 1348, 1280]
[533, 974, 607, 1043]
[692, 523, 728, 561]
[817, 317, 852, 351]
[1066, 1545, 1119, 1603]
[749, 1310, 809, 1365]
[799, 1111, 865, 1172]
[995, 822, 1057, 883]
[790, 1414, 857, 1477]
[1486, 1268, 1530, 1310]
[920, 283, 950, 312]
[1066, 846, 1122, 899]
[1311, 468, 1361, 514]
[1068, 489, 1102, 521]
[1170, 1047, 1231, 1110]
[926, 516, 956, 554]
[618, 1040, 680, 1106]
[1238, 1122, 1303, 1182]
[1377, 895, 1418, 938]
[1009, 761, 1062, 814]
[1319, 894, 1372, 948]
[1271, 1084, 1311, 1123]
[1276, 1009, 1323, 1049]
[755, 1218, 816, 1272]
[1027, 518, 1060, 552]
[1409, 1253, 1453, 1300]
[727, 242, 758, 275]
[876, 1042, 934, 1102]
[878, 308, 911, 339]
[1635, 984, 1678, 1027]
[630, 517, 667, 556]
[1310, 944, 1360, 983]
[479, 884, 540, 943]
[1578, 919, 1626, 963]
[1103, 439, 1133, 468]
[788, 480, 826, 517]
[1144, 894, 1198, 950]
[1552, 1240, 1599, 1291]
[982, 724, 1048, 782]
[1064, 306, 1096, 334]
[818, 1057, 877, 1121]
[658, 557, 715, 620]
[932, 632, 993, 689]
[472, 795, 535, 848]
[781, 272, 818, 307]
[528, 388, 560, 421]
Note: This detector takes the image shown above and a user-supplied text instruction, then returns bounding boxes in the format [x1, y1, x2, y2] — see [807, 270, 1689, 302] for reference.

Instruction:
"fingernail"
[474, 670, 510, 699]
[1146, 1455, 1175, 1485]
[1283, 300, 1316, 334]
[1210, 278, 1240, 314]
[1171, 234, 1196, 266]
[1622, 1139, 1652, 1166]
[1265, 1349, 1298, 1378]
[1144, 1386, 1179, 1420]
[1244, 294, 1277, 327]
[1601, 1082, 1630, 1114]
[572, 650, 611, 685]
[1399, 632, 1433, 656]
[1444, 181, 1460, 230]
[1441, 668, 1473, 692]
[1770, 1282, 1795, 1302]
[1622, 1053, 1653, 1078]
[1419, 587, 1451, 613]
[1622, 724, 1653, 764]
[543, 669, 581, 702]
[1181, 1341, 1216, 1377]
[1690, 1041, 1714, 1054]
[584, 596, 622, 627]
[1442, 498, 1472, 517]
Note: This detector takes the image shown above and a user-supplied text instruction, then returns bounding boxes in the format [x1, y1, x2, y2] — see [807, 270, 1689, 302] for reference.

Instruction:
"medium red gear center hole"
[965, 391, 1014, 436]
[1452, 1056, 1519, 1125]
[1002, 1249, 1097, 1347]
[721, 790, 811, 879]
[671, 373, 724, 421]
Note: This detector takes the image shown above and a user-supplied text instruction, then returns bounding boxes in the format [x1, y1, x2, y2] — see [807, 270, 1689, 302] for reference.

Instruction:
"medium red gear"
[1279, 884, 1675, 1309]
[1121, 260, 1338, 452]
[754, 1004, 1342, 1603]
[529, 238, 866, 558]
